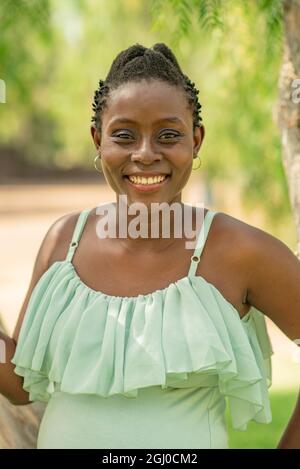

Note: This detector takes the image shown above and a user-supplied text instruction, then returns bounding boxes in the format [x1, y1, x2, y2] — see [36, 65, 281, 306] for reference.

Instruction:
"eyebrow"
[109, 116, 184, 125]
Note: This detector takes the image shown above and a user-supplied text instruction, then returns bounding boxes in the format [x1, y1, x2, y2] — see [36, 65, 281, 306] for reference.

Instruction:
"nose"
[130, 138, 162, 165]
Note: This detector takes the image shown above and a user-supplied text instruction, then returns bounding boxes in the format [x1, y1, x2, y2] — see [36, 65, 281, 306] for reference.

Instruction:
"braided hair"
[91, 43, 203, 133]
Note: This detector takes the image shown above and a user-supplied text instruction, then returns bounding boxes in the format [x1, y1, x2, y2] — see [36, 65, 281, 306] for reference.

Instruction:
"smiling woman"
[3, 42, 300, 449]
[90, 45, 204, 208]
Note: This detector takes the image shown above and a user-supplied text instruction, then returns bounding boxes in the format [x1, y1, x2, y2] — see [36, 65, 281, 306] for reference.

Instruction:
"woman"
[1, 43, 300, 449]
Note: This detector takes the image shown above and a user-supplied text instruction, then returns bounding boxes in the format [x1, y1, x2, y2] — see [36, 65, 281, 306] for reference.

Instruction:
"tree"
[278, 0, 300, 257]
[150, 0, 300, 252]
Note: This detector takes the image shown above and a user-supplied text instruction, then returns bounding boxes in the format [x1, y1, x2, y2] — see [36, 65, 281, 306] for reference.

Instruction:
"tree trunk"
[0, 315, 45, 449]
[278, 0, 300, 257]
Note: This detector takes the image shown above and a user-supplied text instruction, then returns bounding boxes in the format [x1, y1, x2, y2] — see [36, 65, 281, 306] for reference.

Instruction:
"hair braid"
[91, 43, 203, 132]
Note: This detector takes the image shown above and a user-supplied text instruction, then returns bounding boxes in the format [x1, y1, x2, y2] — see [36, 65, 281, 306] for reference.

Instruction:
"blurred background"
[0, 0, 299, 448]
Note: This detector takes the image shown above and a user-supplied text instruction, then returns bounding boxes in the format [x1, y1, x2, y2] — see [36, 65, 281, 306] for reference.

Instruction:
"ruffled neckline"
[50, 259, 252, 322]
[11, 258, 273, 432]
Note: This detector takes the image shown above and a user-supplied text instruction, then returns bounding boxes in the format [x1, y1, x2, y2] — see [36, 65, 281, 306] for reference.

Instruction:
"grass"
[225, 389, 299, 448]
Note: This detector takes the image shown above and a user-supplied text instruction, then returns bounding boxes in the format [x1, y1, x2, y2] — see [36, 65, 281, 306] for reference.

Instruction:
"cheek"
[100, 156, 126, 192]
[101, 140, 128, 168]
[101, 172, 124, 195]
[168, 150, 193, 174]
[169, 154, 193, 188]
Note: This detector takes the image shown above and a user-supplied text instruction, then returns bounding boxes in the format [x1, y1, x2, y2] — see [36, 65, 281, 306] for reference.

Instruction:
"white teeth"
[128, 175, 167, 185]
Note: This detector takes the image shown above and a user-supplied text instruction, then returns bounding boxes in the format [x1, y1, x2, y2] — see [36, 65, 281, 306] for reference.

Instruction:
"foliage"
[0, 0, 291, 226]
[0, 0, 62, 166]
[150, 0, 289, 225]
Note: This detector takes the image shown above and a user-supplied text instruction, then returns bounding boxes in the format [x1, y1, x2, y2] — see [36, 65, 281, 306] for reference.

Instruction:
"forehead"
[102, 79, 192, 127]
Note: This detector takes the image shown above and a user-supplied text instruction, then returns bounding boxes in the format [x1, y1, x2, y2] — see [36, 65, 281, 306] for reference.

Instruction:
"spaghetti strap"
[66, 208, 92, 262]
[188, 209, 218, 278]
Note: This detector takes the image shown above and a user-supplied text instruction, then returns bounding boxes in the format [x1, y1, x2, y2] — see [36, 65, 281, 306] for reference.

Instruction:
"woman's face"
[91, 79, 204, 207]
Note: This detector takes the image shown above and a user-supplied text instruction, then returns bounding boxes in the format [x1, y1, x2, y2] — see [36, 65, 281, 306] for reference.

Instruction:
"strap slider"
[191, 255, 200, 262]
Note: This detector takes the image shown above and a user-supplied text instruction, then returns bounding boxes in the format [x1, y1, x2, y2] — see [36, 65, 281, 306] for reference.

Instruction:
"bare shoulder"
[12, 210, 82, 343]
[208, 208, 296, 287]
[46, 210, 83, 265]
[212, 209, 291, 256]
[215, 210, 300, 341]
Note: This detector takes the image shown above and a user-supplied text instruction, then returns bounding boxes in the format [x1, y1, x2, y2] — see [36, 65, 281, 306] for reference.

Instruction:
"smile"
[124, 174, 170, 192]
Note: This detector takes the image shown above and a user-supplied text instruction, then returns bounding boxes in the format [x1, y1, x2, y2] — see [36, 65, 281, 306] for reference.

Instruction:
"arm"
[0, 211, 78, 405]
[0, 332, 30, 405]
[276, 385, 300, 449]
[244, 225, 300, 448]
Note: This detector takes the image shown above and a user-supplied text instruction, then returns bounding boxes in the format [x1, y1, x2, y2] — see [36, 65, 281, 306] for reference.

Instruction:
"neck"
[109, 198, 200, 251]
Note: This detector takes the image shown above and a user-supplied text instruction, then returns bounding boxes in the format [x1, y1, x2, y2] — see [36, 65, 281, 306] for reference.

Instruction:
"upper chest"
[55, 209, 252, 319]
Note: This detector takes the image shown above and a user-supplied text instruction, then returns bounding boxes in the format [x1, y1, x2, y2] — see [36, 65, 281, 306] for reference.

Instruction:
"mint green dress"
[11, 208, 273, 449]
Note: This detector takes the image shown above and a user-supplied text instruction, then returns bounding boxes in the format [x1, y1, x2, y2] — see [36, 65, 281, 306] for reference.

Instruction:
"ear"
[193, 125, 205, 155]
[90, 125, 102, 149]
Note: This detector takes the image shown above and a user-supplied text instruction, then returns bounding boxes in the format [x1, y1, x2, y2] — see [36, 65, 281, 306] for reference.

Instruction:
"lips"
[124, 173, 170, 192]
[123, 172, 170, 177]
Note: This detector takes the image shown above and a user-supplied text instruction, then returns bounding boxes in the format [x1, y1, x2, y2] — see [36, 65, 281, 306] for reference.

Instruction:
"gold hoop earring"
[192, 154, 202, 170]
[94, 153, 102, 173]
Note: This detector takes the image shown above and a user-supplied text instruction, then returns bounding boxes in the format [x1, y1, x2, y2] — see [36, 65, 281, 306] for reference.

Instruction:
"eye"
[114, 132, 133, 139]
[159, 131, 180, 141]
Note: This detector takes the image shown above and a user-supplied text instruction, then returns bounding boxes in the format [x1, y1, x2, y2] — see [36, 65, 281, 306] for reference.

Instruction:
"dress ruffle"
[11, 260, 273, 431]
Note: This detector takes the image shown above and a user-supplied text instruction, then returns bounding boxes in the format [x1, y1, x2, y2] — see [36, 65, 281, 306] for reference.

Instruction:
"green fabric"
[11, 208, 273, 449]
